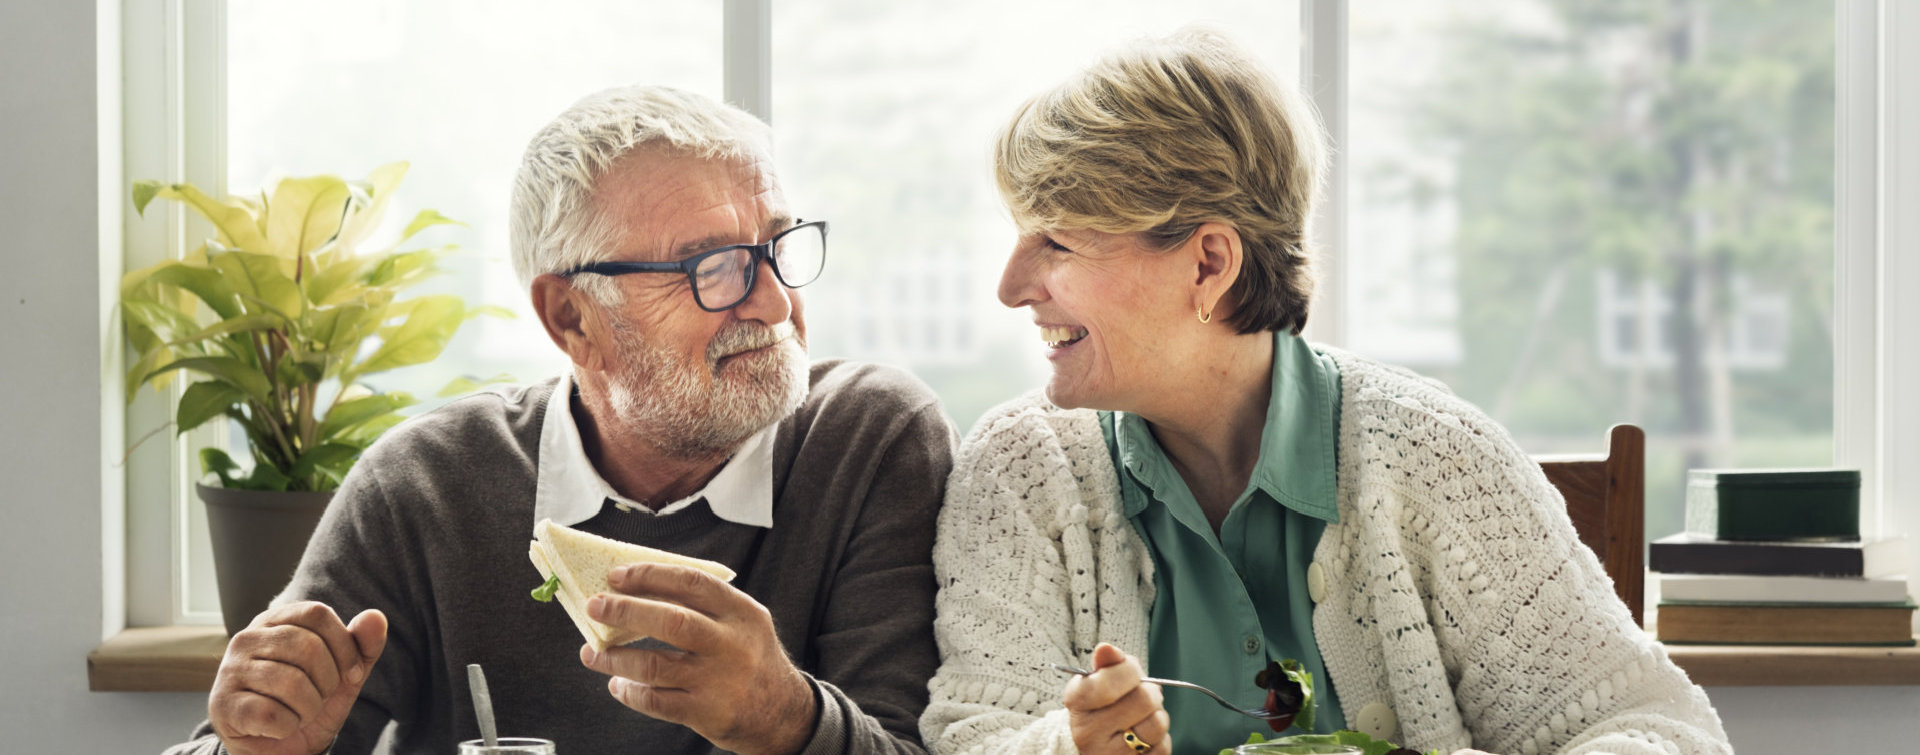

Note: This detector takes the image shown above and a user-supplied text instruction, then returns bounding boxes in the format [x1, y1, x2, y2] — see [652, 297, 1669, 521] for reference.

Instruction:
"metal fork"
[1047, 663, 1289, 722]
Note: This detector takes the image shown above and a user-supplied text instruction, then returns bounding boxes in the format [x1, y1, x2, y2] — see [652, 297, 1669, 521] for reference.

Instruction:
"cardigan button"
[1356, 701, 1398, 743]
[1306, 561, 1328, 603]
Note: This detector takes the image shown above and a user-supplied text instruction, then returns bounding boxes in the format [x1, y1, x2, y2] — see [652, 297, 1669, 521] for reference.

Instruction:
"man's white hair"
[509, 85, 773, 305]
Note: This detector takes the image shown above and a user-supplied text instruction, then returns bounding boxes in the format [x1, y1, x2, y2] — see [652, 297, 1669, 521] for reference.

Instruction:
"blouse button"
[1307, 561, 1328, 603]
[1243, 635, 1262, 654]
[1356, 701, 1398, 743]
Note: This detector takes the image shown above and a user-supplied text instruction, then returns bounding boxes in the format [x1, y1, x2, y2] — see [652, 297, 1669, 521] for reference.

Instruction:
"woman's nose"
[997, 248, 1044, 310]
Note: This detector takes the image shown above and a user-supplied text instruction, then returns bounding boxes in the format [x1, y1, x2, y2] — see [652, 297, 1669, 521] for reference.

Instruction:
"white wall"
[0, 0, 207, 750]
[0, 0, 1913, 753]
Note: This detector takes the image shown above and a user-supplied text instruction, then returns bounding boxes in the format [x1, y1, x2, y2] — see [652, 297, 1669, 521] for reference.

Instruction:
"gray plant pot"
[197, 483, 333, 637]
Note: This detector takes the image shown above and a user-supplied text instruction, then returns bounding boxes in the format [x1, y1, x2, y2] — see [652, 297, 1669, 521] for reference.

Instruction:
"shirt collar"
[534, 372, 777, 533]
[1114, 331, 1341, 523]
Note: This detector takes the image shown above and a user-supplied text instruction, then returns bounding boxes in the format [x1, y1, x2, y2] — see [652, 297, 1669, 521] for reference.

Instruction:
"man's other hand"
[581, 562, 817, 755]
[208, 602, 388, 755]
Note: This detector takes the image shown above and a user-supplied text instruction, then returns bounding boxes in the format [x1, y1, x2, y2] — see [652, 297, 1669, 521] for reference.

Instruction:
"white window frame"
[111, 0, 1918, 628]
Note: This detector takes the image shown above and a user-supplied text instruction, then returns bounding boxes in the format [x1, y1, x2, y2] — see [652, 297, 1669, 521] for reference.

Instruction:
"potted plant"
[122, 162, 502, 635]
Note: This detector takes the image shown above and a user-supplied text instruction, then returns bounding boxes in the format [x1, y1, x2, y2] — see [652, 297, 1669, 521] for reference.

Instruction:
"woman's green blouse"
[1099, 332, 1347, 755]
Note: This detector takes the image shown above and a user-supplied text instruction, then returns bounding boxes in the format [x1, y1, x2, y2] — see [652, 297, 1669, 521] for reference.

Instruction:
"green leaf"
[166, 312, 283, 349]
[131, 180, 162, 215]
[305, 303, 377, 375]
[398, 208, 464, 243]
[467, 305, 515, 321]
[176, 381, 244, 435]
[145, 260, 242, 320]
[265, 175, 353, 260]
[125, 345, 173, 399]
[123, 299, 202, 344]
[337, 412, 405, 447]
[1282, 660, 1315, 733]
[303, 249, 374, 307]
[145, 183, 270, 252]
[199, 447, 241, 488]
[364, 248, 442, 289]
[144, 356, 273, 403]
[275, 350, 328, 388]
[352, 295, 464, 377]
[436, 373, 515, 398]
[211, 251, 304, 317]
[531, 574, 561, 602]
[243, 461, 293, 492]
[336, 162, 409, 251]
[289, 442, 361, 485]
[319, 392, 415, 440]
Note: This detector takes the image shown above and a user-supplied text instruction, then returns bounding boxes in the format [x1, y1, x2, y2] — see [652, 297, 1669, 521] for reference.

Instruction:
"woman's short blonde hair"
[994, 28, 1326, 334]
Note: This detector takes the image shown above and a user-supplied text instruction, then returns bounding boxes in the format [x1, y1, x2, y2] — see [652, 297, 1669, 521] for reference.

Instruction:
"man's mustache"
[708, 321, 798, 362]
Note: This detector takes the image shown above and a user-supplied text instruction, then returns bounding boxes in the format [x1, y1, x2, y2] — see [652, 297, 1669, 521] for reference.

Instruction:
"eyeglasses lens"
[693, 247, 752, 310]
[772, 224, 826, 288]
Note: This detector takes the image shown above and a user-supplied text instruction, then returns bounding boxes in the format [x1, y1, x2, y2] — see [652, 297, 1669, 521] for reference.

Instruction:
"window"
[124, 1, 1908, 629]
[1341, 0, 1837, 540]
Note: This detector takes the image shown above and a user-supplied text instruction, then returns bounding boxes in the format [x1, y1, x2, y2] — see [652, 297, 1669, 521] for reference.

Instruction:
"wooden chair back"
[1536, 424, 1646, 627]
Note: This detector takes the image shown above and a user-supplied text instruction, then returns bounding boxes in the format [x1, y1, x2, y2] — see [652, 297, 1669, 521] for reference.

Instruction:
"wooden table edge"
[86, 624, 1920, 691]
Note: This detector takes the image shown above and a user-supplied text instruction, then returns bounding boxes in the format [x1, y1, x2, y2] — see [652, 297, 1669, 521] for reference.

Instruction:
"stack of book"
[1650, 468, 1915, 646]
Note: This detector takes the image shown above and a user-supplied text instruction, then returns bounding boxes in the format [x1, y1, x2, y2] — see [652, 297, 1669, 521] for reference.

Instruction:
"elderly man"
[165, 85, 954, 755]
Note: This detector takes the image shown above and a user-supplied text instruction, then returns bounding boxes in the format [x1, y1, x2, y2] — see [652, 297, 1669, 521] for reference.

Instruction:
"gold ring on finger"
[1122, 728, 1152, 753]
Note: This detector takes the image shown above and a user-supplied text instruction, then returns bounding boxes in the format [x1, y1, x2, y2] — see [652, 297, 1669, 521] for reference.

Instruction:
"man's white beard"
[604, 317, 810, 459]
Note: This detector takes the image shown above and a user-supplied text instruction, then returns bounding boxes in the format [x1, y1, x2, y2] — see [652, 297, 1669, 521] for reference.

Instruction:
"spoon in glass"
[467, 663, 498, 749]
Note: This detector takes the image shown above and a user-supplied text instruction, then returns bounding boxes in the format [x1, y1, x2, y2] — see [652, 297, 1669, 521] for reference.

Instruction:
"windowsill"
[88, 625, 226, 692]
[87, 624, 1920, 692]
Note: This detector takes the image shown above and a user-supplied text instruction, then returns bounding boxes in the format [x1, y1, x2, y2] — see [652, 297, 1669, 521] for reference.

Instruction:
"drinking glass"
[457, 737, 556, 754]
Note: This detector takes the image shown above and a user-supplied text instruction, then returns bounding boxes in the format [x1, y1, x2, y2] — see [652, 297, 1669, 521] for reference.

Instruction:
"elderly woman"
[921, 29, 1730, 755]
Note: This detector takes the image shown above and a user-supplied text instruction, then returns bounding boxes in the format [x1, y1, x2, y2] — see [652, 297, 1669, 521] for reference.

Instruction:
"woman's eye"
[1043, 238, 1072, 253]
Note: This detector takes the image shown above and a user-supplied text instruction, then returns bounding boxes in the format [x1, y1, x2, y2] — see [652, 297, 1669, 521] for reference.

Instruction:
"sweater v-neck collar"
[532, 372, 776, 533]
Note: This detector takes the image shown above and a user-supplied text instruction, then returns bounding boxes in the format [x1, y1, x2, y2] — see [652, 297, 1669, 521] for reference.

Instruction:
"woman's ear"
[1188, 222, 1244, 322]
[530, 274, 606, 371]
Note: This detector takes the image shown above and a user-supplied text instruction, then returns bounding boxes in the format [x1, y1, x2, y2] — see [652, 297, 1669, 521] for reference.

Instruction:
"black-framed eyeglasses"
[563, 220, 828, 312]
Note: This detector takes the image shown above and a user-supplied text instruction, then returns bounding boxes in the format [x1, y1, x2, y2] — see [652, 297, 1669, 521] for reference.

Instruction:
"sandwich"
[527, 517, 737, 651]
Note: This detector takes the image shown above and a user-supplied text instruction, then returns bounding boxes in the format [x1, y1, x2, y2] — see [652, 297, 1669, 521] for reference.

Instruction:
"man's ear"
[530, 274, 606, 371]
[1188, 222, 1244, 322]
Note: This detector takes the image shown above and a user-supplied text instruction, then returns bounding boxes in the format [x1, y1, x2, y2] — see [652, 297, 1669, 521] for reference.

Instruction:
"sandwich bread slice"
[528, 517, 737, 651]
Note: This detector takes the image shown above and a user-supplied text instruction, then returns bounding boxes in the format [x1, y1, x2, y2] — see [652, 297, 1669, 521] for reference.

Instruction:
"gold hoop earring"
[1197, 306, 1212, 324]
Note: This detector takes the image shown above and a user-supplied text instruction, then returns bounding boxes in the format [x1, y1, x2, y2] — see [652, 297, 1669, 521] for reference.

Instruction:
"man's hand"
[1065, 643, 1171, 755]
[581, 562, 817, 755]
[208, 602, 388, 755]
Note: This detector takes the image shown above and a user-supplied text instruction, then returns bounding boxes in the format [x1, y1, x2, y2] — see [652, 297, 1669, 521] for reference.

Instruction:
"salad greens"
[530, 574, 561, 602]
[1255, 659, 1315, 733]
[1219, 730, 1441, 755]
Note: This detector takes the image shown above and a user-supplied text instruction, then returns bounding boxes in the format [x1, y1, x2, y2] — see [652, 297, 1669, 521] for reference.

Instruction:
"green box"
[1684, 468, 1860, 541]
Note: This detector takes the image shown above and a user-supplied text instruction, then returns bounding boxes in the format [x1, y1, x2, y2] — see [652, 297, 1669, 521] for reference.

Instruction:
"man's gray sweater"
[166, 360, 955, 754]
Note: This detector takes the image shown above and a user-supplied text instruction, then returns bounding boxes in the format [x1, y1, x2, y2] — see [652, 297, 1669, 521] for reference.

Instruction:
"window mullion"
[1833, 0, 1880, 535]
[1299, 0, 1347, 348]
[723, 0, 771, 122]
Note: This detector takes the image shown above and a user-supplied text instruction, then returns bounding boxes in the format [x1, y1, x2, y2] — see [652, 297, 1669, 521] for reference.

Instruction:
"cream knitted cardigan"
[921, 349, 1730, 755]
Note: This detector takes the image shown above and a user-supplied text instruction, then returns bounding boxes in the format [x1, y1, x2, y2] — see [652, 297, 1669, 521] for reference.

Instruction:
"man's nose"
[731, 255, 793, 324]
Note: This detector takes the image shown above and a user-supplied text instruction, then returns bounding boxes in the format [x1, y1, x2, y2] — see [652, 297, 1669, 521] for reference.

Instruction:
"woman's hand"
[1064, 643, 1171, 754]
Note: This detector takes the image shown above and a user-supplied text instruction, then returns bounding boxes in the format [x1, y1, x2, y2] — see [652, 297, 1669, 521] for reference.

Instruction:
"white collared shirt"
[532, 372, 776, 532]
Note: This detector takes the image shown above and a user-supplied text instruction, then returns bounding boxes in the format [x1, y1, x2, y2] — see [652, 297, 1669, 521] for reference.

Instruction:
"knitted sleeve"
[920, 398, 1095, 755]
[1335, 362, 1730, 755]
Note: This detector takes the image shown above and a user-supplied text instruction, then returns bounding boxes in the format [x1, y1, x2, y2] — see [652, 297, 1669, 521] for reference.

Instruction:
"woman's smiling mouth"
[1041, 325, 1089, 349]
